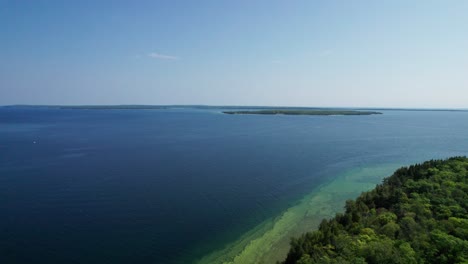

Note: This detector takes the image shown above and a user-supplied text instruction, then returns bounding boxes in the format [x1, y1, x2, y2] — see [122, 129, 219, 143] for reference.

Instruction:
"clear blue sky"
[1, 0, 467, 108]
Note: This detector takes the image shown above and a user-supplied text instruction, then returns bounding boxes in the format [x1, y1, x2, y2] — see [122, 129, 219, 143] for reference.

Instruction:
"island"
[282, 157, 468, 264]
[223, 110, 382, 116]
[58, 105, 169, 110]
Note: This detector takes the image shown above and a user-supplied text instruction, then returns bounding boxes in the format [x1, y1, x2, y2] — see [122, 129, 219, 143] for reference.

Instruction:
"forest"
[282, 157, 468, 264]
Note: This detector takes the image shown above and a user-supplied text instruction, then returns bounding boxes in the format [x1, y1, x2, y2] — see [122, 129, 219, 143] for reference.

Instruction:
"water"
[0, 107, 467, 264]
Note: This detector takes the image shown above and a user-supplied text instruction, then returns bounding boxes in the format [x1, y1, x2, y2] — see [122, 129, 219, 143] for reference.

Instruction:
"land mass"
[283, 157, 468, 264]
[223, 110, 382, 116]
[59, 105, 168, 110]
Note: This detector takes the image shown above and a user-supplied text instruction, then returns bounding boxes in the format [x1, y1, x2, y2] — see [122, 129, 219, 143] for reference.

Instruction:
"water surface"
[0, 107, 467, 263]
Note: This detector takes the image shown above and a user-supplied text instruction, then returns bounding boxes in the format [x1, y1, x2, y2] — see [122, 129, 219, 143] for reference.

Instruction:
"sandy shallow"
[196, 163, 403, 264]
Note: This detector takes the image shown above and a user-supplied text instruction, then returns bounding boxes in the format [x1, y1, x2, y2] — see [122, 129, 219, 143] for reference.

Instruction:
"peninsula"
[223, 110, 382, 116]
[283, 157, 468, 264]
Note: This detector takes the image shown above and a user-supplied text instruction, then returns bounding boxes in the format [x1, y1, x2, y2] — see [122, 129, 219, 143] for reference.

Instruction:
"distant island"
[59, 105, 168, 110]
[223, 110, 382, 116]
[283, 157, 468, 264]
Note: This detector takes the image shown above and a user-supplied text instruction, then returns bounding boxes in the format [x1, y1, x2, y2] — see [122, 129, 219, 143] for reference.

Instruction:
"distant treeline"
[282, 157, 468, 264]
[59, 105, 168, 109]
[223, 110, 382, 116]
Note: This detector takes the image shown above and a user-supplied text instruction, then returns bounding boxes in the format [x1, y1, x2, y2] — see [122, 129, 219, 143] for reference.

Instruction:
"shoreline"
[196, 163, 403, 264]
[223, 110, 382, 116]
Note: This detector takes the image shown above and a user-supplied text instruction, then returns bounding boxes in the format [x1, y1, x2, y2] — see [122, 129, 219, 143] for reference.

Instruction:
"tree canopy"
[282, 157, 468, 264]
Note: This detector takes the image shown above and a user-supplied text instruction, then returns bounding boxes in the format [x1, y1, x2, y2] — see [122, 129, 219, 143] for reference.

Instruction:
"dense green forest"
[282, 157, 468, 264]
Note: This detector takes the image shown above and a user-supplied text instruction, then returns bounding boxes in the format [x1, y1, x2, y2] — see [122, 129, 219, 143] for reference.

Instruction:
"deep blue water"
[1, 107, 467, 264]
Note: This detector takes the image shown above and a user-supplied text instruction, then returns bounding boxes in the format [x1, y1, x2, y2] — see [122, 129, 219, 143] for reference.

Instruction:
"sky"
[1, 0, 467, 108]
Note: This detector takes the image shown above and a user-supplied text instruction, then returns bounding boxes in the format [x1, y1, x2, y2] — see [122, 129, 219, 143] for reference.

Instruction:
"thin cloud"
[148, 52, 179, 60]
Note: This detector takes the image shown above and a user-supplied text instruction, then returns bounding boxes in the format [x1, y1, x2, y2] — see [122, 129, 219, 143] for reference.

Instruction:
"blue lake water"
[1, 107, 467, 263]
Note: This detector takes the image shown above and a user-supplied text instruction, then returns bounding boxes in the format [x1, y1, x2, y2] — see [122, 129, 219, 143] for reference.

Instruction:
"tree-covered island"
[223, 110, 382, 116]
[282, 157, 468, 264]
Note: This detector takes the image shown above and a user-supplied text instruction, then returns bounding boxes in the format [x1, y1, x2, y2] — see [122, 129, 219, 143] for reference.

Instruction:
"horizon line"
[1, 104, 467, 111]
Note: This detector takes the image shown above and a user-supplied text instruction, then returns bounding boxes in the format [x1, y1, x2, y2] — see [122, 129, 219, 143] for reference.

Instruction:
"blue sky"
[1, 0, 467, 108]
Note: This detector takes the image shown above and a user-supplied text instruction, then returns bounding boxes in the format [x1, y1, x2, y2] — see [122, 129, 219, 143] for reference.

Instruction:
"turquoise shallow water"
[0, 107, 467, 263]
[197, 163, 403, 264]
